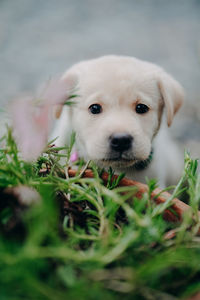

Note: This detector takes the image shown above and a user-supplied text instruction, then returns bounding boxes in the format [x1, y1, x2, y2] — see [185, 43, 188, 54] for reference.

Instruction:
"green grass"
[0, 128, 200, 300]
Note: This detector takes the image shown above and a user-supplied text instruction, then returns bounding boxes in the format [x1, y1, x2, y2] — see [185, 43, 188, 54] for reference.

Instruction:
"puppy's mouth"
[100, 148, 153, 170]
[102, 152, 136, 167]
[100, 148, 154, 169]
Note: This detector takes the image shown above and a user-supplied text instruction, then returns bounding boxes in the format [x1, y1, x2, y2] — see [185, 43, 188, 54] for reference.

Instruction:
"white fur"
[51, 55, 184, 186]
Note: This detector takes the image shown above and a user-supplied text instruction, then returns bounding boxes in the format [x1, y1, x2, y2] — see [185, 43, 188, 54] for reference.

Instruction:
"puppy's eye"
[89, 104, 102, 114]
[135, 103, 149, 114]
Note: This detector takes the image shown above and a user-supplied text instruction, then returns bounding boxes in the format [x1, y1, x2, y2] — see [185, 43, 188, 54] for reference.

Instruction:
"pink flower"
[70, 151, 79, 162]
[10, 74, 77, 162]
[39, 75, 77, 106]
[11, 97, 49, 161]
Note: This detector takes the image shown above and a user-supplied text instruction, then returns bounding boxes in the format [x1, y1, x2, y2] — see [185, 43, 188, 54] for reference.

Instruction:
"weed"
[0, 128, 199, 300]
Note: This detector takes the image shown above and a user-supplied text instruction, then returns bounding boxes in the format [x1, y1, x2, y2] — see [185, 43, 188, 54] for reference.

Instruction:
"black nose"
[109, 133, 133, 152]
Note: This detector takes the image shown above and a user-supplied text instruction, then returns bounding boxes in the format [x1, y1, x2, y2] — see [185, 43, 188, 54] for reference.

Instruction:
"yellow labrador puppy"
[51, 55, 184, 186]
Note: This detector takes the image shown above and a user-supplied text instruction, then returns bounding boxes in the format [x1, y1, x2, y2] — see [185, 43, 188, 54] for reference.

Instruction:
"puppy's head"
[60, 56, 184, 168]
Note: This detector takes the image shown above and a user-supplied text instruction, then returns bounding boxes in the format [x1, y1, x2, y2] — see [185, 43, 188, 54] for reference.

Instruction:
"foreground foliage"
[0, 129, 200, 300]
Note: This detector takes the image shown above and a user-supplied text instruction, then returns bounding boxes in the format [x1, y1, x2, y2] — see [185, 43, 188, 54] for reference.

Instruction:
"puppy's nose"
[109, 133, 133, 152]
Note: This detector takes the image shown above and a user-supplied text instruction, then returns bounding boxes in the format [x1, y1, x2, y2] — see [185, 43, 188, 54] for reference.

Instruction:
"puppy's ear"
[54, 72, 78, 119]
[157, 71, 184, 127]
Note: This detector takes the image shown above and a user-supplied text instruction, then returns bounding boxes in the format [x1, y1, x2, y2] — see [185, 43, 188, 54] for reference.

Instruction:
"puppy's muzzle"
[109, 133, 133, 153]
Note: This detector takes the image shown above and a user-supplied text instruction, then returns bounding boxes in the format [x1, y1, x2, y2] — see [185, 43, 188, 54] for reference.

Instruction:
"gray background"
[0, 0, 200, 152]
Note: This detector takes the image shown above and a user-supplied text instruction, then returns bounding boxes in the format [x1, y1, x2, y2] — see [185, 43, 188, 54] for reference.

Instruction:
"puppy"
[51, 55, 184, 187]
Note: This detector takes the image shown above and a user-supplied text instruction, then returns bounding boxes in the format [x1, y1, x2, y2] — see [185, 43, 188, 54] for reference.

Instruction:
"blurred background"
[0, 0, 199, 155]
